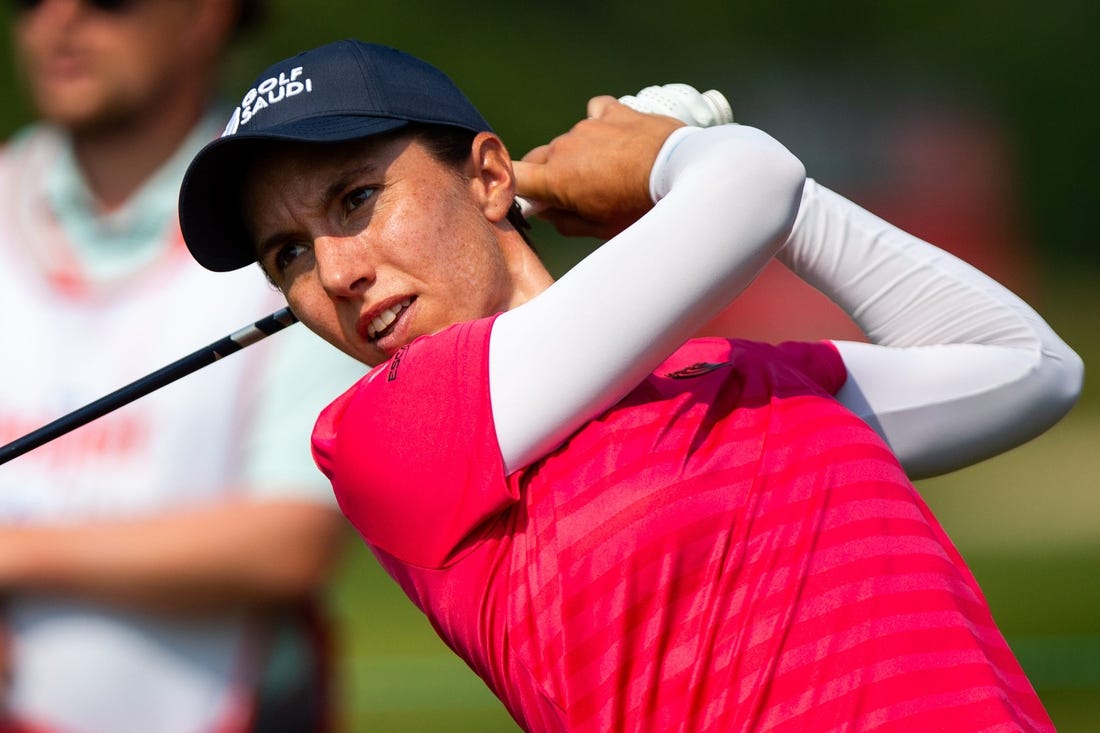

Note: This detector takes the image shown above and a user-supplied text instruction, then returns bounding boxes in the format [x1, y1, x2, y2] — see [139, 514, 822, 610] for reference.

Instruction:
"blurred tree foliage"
[2, 0, 1095, 268]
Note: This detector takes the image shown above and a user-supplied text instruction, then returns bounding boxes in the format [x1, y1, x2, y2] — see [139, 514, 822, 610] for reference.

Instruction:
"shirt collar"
[43, 112, 225, 281]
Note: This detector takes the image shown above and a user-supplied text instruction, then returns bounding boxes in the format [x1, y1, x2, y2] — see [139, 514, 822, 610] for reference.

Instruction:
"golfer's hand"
[513, 96, 684, 239]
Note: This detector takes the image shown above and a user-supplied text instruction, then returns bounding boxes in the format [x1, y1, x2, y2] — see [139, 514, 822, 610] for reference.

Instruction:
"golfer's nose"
[314, 235, 375, 298]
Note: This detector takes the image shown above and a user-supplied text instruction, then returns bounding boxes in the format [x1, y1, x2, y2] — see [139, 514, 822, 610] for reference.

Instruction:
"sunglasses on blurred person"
[12, 0, 139, 13]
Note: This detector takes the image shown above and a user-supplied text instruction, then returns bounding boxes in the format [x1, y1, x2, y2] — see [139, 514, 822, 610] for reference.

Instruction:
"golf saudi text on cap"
[179, 39, 493, 272]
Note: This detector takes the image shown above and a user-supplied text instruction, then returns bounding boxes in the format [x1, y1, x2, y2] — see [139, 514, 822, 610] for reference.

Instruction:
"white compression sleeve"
[780, 179, 1083, 479]
[490, 125, 806, 474]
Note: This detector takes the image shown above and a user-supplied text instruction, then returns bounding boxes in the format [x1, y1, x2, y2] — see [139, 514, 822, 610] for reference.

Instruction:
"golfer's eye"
[274, 242, 308, 273]
[342, 186, 376, 216]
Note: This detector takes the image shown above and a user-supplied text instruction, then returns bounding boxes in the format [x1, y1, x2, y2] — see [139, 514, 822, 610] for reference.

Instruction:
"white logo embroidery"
[221, 107, 241, 137]
[221, 66, 313, 138]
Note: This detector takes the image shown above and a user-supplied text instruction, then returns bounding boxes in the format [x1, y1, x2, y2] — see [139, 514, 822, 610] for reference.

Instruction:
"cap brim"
[179, 115, 410, 272]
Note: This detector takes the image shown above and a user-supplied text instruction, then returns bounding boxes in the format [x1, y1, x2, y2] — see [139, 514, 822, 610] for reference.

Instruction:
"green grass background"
[325, 275, 1099, 731]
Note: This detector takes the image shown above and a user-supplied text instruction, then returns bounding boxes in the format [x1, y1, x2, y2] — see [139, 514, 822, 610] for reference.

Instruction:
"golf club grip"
[0, 307, 299, 466]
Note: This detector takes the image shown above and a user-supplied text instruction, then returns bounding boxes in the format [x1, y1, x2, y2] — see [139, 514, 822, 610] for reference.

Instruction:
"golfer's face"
[243, 134, 517, 367]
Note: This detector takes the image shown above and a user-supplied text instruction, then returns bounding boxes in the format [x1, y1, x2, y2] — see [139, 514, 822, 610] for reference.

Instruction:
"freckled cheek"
[376, 200, 461, 276]
[385, 189, 455, 245]
[386, 186, 504, 316]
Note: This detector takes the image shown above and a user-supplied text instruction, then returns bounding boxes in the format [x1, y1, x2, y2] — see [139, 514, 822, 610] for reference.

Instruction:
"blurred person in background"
[0, 1, 363, 731]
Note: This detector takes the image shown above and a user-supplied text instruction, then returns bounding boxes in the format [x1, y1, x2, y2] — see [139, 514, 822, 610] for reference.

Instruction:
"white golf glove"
[517, 83, 734, 218]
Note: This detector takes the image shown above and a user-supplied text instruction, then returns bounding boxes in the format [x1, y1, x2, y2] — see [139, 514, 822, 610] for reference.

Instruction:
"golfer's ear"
[469, 132, 516, 223]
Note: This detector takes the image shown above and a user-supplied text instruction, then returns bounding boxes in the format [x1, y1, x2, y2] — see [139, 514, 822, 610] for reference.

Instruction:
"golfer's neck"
[503, 241, 555, 311]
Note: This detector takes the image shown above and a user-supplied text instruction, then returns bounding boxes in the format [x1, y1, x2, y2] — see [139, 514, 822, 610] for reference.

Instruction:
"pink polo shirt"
[314, 315, 1051, 732]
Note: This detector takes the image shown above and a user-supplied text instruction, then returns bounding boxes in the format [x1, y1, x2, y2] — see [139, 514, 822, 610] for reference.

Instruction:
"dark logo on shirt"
[665, 361, 732, 379]
[387, 346, 409, 382]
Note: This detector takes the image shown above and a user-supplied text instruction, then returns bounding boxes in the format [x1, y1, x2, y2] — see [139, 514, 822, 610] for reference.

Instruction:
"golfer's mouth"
[364, 298, 413, 343]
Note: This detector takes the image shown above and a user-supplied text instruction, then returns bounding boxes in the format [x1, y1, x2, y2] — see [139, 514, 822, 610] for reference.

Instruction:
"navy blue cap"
[179, 39, 493, 272]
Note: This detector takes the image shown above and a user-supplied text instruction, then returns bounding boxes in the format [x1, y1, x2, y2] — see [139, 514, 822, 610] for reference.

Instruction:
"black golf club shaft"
[0, 307, 299, 466]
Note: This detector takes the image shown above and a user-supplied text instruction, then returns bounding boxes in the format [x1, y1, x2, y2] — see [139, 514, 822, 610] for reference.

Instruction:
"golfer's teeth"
[368, 299, 411, 339]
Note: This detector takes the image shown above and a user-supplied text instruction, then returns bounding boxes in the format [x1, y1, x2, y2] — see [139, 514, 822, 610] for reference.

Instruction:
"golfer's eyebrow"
[255, 230, 301, 265]
[322, 161, 385, 207]
[254, 158, 390, 259]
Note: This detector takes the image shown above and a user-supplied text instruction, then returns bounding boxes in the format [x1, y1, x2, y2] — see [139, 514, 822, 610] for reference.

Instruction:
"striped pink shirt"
[314, 316, 1052, 732]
